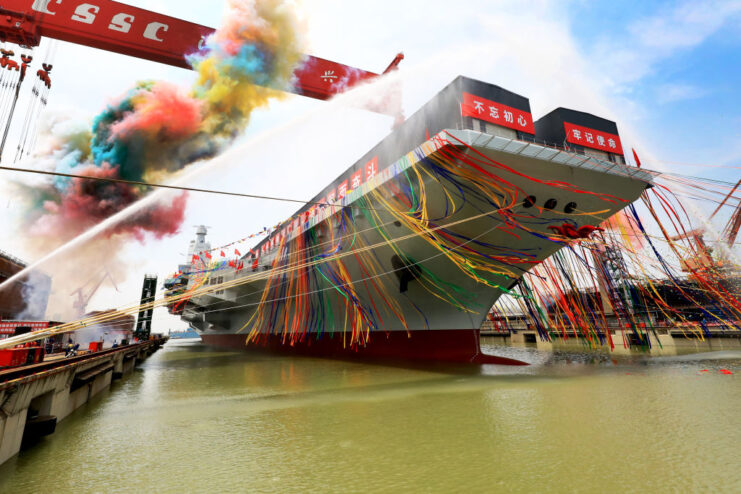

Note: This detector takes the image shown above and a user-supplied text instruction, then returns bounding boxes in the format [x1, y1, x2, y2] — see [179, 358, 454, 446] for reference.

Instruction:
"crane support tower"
[0, 0, 403, 113]
[134, 274, 157, 340]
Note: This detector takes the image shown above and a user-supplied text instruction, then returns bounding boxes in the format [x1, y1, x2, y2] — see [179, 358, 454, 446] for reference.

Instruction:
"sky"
[0, 0, 740, 330]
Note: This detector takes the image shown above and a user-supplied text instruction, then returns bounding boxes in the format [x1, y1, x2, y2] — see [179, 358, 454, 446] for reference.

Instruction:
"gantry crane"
[0, 0, 403, 109]
[710, 178, 741, 251]
[669, 178, 741, 273]
[70, 269, 119, 316]
[669, 228, 715, 272]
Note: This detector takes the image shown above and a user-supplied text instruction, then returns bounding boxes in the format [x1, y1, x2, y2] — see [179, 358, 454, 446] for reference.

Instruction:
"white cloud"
[593, 0, 741, 86]
[630, 1, 741, 50]
[655, 82, 707, 104]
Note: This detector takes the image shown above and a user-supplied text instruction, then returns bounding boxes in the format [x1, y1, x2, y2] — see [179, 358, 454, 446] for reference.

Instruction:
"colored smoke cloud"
[191, 0, 304, 136]
[10, 0, 304, 319]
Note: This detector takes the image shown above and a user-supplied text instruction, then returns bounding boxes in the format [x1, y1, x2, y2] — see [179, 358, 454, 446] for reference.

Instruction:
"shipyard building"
[0, 249, 50, 321]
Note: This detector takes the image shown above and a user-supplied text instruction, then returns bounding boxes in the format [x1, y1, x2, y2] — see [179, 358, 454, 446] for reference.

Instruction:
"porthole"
[564, 202, 577, 214]
[544, 198, 558, 210]
[394, 220, 402, 227]
[523, 195, 536, 208]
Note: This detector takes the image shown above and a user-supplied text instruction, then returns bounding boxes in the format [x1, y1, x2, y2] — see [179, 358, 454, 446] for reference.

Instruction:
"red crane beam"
[0, 0, 401, 107]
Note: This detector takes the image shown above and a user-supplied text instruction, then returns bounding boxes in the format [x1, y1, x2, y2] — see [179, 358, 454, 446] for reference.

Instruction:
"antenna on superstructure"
[192, 225, 211, 243]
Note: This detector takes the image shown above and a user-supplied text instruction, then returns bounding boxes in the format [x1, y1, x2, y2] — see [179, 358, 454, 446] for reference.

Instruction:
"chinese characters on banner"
[563, 122, 624, 155]
[350, 170, 362, 190]
[322, 156, 379, 207]
[461, 92, 535, 134]
[365, 156, 378, 182]
[338, 180, 349, 198]
[257, 156, 381, 254]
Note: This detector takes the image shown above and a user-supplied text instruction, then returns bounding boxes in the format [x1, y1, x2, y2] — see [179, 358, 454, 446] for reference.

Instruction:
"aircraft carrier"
[165, 76, 653, 364]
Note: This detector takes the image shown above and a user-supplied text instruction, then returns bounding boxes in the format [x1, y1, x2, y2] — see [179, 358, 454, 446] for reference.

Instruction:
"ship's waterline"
[0, 340, 739, 493]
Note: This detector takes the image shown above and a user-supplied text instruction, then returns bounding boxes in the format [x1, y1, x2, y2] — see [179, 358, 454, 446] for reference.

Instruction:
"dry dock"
[0, 339, 165, 465]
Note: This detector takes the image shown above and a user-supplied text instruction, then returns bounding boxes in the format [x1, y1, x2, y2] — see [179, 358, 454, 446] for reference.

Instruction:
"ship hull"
[200, 329, 528, 365]
[177, 129, 652, 365]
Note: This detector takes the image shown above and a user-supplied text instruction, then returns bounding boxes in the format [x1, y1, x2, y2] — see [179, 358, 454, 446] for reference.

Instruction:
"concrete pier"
[482, 326, 741, 355]
[0, 340, 164, 466]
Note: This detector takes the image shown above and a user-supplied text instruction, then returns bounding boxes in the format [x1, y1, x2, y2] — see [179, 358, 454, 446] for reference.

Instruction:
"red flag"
[205, 251, 212, 259]
[220, 251, 225, 257]
[632, 148, 642, 168]
[235, 248, 241, 256]
[191, 255, 199, 263]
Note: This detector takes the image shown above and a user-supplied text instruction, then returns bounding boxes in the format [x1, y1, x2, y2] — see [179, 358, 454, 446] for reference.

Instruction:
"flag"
[220, 251, 225, 257]
[632, 148, 642, 168]
[205, 251, 212, 259]
[191, 255, 199, 263]
[235, 248, 241, 256]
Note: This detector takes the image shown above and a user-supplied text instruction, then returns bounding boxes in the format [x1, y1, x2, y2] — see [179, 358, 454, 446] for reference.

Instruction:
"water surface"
[1, 339, 739, 493]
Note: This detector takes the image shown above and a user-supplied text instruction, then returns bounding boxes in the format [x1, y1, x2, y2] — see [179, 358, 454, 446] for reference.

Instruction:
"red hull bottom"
[200, 329, 528, 366]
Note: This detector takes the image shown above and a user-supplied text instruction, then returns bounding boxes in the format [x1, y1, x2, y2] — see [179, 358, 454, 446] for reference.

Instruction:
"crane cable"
[0, 46, 21, 142]
[0, 46, 34, 162]
[14, 67, 42, 162]
[30, 41, 59, 155]
[0, 163, 390, 211]
[16, 41, 56, 162]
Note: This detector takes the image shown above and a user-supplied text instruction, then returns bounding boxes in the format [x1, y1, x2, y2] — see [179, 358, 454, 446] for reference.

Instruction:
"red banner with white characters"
[563, 122, 623, 155]
[3, 1, 389, 109]
[0, 321, 51, 335]
[338, 180, 349, 198]
[364, 156, 379, 183]
[461, 92, 535, 134]
[350, 170, 362, 190]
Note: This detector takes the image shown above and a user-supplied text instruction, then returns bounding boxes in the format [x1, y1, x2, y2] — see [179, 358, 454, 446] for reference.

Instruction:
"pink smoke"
[30, 163, 187, 242]
[110, 83, 203, 141]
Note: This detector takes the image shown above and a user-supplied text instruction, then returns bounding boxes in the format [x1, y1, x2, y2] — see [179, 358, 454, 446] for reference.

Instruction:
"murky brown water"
[1, 339, 740, 493]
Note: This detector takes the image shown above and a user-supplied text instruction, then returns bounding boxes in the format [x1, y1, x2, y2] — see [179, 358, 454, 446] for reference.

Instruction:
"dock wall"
[483, 328, 741, 355]
[0, 340, 163, 466]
